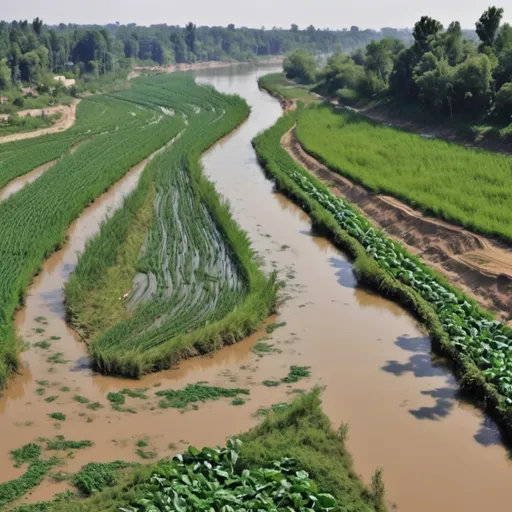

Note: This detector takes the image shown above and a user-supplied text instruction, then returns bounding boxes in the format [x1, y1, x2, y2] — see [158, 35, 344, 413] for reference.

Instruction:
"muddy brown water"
[0, 64, 511, 511]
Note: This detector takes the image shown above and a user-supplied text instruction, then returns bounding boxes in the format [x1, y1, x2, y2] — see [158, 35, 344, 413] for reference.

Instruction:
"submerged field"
[295, 105, 512, 241]
[0, 74, 276, 385]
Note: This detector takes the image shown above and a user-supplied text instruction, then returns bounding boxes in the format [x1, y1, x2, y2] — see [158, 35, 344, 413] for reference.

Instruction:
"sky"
[1, 0, 511, 30]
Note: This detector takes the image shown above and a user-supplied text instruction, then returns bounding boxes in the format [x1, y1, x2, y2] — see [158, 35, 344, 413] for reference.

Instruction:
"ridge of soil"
[0, 99, 81, 145]
[282, 126, 512, 325]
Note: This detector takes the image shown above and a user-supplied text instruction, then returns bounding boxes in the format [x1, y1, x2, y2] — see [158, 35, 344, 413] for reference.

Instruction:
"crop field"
[296, 105, 512, 241]
[253, 107, 512, 435]
[0, 86, 188, 387]
[258, 73, 319, 104]
[65, 74, 276, 377]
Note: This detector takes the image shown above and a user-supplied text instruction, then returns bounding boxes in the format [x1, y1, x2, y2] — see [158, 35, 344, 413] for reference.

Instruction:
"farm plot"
[66, 75, 277, 377]
[296, 105, 512, 241]
[0, 91, 185, 388]
[253, 109, 512, 437]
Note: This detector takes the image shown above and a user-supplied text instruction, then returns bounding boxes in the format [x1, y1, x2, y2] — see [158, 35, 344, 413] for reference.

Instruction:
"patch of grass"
[107, 392, 125, 405]
[45, 436, 93, 451]
[135, 448, 157, 460]
[155, 383, 250, 410]
[36, 380, 49, 387]
[34, 317, 48, 324]
[33, 341, 51, 350]
[251, 342, 281, 356]
[87, 401, 103, 411]
[266, 322, 286, 334]
[44, 396, 59, 403]
[282, 365, 311, 384]
[59, 386, 71, 392]
[73, 395, 89, 404]
[11, 443, 42, 467]
[255, 403, 291, 416]
[112, 404, 137, 414]
[121, 388, 148, 399]
[48, 412, 66, 422]
[135, 439, 148, 448]
[49, 336, 62, 341]
[35, 388, 46, 396]
[262, 380, 281, 388]
[33, 328, 46, 334]
[47, 352, 68, 364]
[231, 397, 246, 406]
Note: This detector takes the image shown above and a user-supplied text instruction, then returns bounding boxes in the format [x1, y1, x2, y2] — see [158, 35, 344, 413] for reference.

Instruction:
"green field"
[258, 73, 319, 104]
[296, 105, 512, 241]
[65, 74, 277, 377]
[253, 106, 512, 439]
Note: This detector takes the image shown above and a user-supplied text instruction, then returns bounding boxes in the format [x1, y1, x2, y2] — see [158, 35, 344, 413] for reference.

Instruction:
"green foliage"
[135, 439, 148, 448]
[255, 403, 291, 416]
[45, 436, 93, 451]
[262, 380, 281, 387]
[73, 395, 89, 404]
[71, 461, 138, 496]
[121, 388, 148, 400]
[155, 383, 250, 410]
[11, 443, 42, 467]
[135, 449, 157, 460]
[251, 342, 281, 356]
[44, 395, 59, 403]
[266, 322, 286, 334]
[296, 105, 512, 241]
[284, 50, 318, 84]
[231, 397, 246, 406]
[495, 82, 512, 122]
[48, 412, 66, 421]
[282, 366, 311, 383]
[106, 392, 125, 406]
[128, 439, 337, 512]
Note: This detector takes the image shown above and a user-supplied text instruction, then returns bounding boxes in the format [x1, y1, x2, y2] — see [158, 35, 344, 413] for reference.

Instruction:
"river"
[0, 63, 510, 511]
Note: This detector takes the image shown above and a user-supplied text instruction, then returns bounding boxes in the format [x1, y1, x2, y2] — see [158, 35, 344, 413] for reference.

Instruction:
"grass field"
[258, 73, 319, 105]
[65, 74, 277, 377]
[296, 104, 512, 241]
[8, 391, 385, 512]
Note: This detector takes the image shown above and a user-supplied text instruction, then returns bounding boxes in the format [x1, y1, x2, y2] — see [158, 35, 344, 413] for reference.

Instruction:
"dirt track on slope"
[0, 100, 81, 145]
[282, 127, 512, 324]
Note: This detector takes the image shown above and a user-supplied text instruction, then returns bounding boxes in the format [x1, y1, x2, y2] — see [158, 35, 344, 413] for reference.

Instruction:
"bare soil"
[0, 99, 80, 145]
[282, 127, 512, 324]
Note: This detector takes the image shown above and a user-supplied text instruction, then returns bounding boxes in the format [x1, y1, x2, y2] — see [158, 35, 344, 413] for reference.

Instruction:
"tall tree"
[413, 16, 443, 54]
[476, 6, 504, 49]
[185, 22, 196, 54]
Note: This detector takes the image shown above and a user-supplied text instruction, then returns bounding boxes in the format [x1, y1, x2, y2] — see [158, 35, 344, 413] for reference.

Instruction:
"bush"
[495, 82, 512, 123]
[13, 96, 24, 107]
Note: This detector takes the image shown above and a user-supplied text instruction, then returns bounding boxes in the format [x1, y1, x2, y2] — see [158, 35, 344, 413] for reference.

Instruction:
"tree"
[32, 17, 43, 37]
[0, 59, 11, 89]
[171, 32, 187, 63]
[495, 82, 512, 121]
[440, 21, 465, 66]
[291, 24, 298, 32]
[495, 23, 512, 54]
[283, 50, 317, 83]
[185, 22, 196, 54]
[476, 6, 504, 49]
[413, 16, 443, 54]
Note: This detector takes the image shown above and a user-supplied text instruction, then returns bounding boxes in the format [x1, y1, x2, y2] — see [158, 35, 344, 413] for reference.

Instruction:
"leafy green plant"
[251, 342, 281, 356]
[155, 383, 250, 410]
[10, 444, 42, 467]
[135, 449, 157, 460]
[45, 436, 93, 451]
[48, 412, 66, 421]
[126, 440, 336, 512]
[73, 395, 89, 404]
[72, 461, 138, 496]
[107, 392, 125, 406]
[266, 322, 286, 334]
[231, 397, 246, 406]
[44, 396, 59, 403]
[262, 380, 281, 387]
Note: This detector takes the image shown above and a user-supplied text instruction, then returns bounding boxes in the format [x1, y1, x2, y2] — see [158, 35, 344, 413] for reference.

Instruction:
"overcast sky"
[2, 0, 510, 30]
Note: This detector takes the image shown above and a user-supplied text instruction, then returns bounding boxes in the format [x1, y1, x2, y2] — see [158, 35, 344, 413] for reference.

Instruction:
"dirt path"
[0, 100, 80, 145]
[282, 127, 512, 324]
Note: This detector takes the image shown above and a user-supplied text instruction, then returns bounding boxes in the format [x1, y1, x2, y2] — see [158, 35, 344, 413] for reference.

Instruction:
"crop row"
[253, 109, 512, 436]
[0, 91, 185, 388]
[66, 75, 277, 377]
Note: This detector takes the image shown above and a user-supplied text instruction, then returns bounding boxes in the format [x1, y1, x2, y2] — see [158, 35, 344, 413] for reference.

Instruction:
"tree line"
[0, 19, 412, 92]
[285, 7, 512, 123]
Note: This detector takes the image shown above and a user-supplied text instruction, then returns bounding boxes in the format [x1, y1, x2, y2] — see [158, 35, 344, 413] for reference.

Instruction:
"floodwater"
[0, 63, 511, 511]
